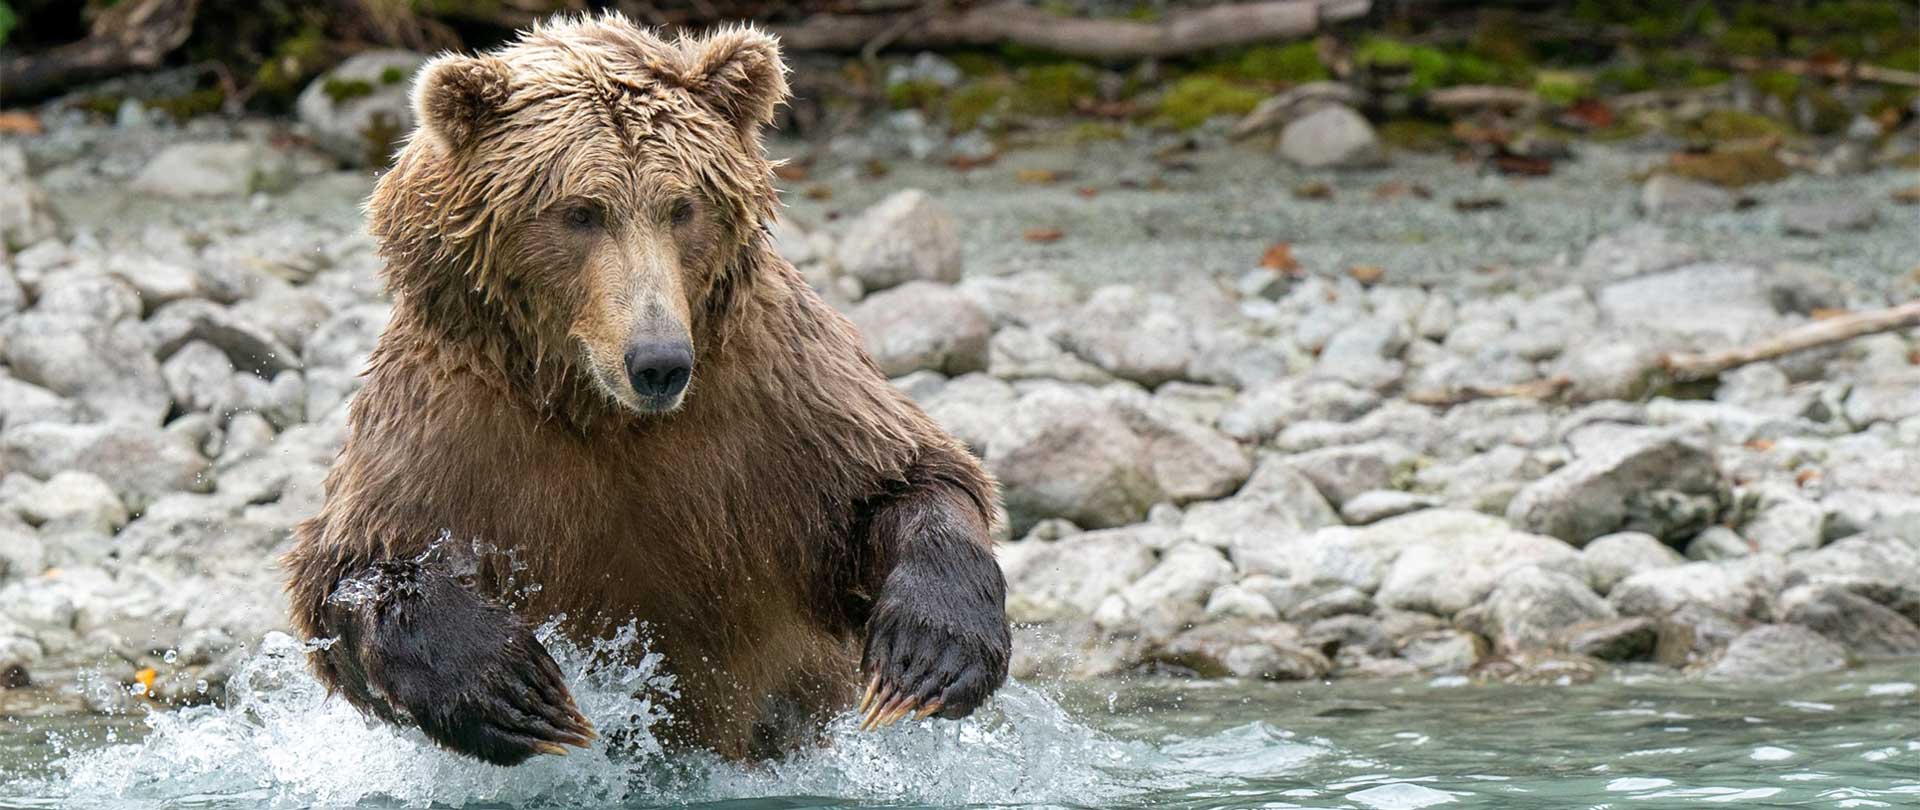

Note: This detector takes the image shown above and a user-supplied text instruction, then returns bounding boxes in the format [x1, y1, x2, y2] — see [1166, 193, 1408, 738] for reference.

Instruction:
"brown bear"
[282, 14, 1009, 766]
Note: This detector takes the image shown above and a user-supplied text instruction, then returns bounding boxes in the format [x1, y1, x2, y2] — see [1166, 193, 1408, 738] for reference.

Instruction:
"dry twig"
[1662, 300, 1920, 382]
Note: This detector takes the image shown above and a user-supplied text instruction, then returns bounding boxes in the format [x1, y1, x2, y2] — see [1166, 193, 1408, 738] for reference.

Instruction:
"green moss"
[1598, 65, 1654, 93]
[1686, 67, 1732, 87]
[1532, 70, 1590, 105]
[945, 52, 1004, 78]
[0, 2, 16, 49]
[253, 25, 331, 103]
[945, 79, 1012, 131]
[146, 88, 226, 122]
[1718, 26, 1778, 57]
[1356, 37, 1512, 95]
[379, 66, 407, 85]
[1377, 118, 1453, 152]
[75, 94, 124, 118]
[1154, 76, 1263, 130]
[1012, 64, 1097, 116]
[1800, 86, 1850, 135]
[1067, 121, 1126, 143]
[1232, 42, 1329, 84]
[886, 79, 944, 111]
[1752, 69, 1800, 103]
[1685, 109, 1788, 141]
[323, 78, 374, 103]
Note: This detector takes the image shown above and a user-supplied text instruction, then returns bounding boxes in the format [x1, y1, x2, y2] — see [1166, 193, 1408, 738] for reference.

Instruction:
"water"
[1, 630, 1916, 809]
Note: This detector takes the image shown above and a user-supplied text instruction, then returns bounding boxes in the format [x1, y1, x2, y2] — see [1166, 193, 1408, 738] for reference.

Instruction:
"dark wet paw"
[364, 571, 596, 765]
[856, 590, 1010, 730]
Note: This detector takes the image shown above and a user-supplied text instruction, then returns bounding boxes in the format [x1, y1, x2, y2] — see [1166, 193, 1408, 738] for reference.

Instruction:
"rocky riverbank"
[1, 68, 1917, 717]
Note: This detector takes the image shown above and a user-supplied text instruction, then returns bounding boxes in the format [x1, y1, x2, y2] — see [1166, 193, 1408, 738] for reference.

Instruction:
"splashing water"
[12, 627, 1306, 809]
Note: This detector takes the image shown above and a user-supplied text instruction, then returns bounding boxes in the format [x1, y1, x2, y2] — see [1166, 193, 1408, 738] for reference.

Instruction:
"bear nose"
[623, 341, 693, 401]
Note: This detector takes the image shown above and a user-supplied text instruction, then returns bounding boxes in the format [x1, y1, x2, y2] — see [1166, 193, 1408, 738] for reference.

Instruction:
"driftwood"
[1662, 300, 1920, 382]
[769, 0, 1372, 60]
[1406, 376, 1571, 407]
[1, 0, 201, 104]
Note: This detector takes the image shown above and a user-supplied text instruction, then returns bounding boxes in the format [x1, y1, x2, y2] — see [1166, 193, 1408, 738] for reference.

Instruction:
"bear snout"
[623, 340, 694, 406]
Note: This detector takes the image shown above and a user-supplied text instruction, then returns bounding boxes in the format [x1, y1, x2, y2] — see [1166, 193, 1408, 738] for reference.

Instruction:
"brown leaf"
[1795, 468, 1821, 487]
[1023, 227, 1064, 243]
[1561, 99, 1615, 131]
[1293, 181, 1334, 201]
[1491, 154, 1554, 176]
[1745, 438, 1776, 451]
[803, 185, 833, 201]
[1259, 242, 1301, 274]
[945, 152, 998, 171]
[773, 163, 810, 182]
[1016, 168, 1068, 185]
[1892, 185, 1920, 205]
[0, 112, 45, 135]
[862, 159, 892, 178]
[1347, 264, 1385, 285]
[1374, 181, 1433, 200]
[1075, 186, 1099, 199]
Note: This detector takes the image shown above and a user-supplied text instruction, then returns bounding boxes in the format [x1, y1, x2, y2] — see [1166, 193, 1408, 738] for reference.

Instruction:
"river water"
[0, 629, 1915, 809]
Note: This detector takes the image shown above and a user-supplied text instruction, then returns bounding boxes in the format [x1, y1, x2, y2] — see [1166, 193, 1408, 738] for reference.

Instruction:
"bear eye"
[669, 199, 694, 226]
[563, 203, 603, 229]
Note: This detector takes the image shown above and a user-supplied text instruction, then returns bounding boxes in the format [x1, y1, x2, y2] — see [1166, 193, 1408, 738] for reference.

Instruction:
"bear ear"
[412, 54, 514, 149]
[681, 27, 790, 140]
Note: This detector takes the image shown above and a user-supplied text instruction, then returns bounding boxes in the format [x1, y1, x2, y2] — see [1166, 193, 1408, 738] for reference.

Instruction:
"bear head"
[368, 13, 789, 417]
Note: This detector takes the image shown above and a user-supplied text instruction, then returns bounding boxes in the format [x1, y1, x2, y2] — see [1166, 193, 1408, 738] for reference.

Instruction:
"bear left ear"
[413, 53, 514, 149]
[682, 27, 790, 140]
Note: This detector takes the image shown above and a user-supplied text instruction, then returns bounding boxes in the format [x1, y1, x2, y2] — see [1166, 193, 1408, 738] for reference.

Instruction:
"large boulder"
[1278, 104, 1384, 169]
[0, 422, 210, 511]
[1706, 624, 1847, 679]
[835, 189, 962, 292]
[1051, 286, 1196, 387]
[130, 142, 296, 198]
[1182, 456, 1339, 557]
[847, 281, 991, 376]
[1094, 542, 1234, 641]
[1581, 531, 1687, 595]
[1778, 584, 1920, 657]
[999, 527, 1159, 623]
[1457, 566, 1616, 653]
[988, 386, 1161, 531]
[1507, 427, 1725, 546]
[1098, 386, 1251, 503]
[2, 313, 169, 426]
[1373, 514, 1583, 617]
[296, 49, 429, 166]
[1608, 556, 1784, 621]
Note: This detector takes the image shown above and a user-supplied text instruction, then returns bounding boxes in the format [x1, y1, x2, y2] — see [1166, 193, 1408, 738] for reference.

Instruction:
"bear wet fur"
[282, 14, 1010, 765]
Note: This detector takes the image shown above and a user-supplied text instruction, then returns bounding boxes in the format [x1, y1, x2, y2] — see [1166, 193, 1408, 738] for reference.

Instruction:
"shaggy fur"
[284, 14, 1009, 764]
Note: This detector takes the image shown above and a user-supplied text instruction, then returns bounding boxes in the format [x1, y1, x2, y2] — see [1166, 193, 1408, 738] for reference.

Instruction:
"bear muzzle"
[623, 339, 694, 410]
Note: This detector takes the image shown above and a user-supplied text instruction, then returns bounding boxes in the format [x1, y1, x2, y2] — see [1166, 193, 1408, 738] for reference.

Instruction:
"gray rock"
[1554, 340, 1662, 403]
[296, 49, 428, 166]
[915, 372, 1016, 455]
[9, 471, 128, 536]
[1608, 556, 1784, 621]
[1787, 533, 1920, 605]
[0, 145, 60, 250]
[1282, 441, 1415, 508]
[1582, 531, 1686, 594]
[987, 327, 1114, 384]
[1286, 586, 1373, 622]
[0, 375, 82, 429]
[147, 300, 302, 377]
[1096, 542, 1234, 641]
[3, 313, 169, 425]
[1778, 584, 1920, 657]
[1231, 81, 1366, 140]
[835, 189, 962, 292]
[0, 515, 46, 581]
[1507, 427, 1725, 546]
[1413, 444, 1549, 515]
[1149, 621, 1330, 680]
[847, 281, 991, 376]
[1685, 526, 1753, 561]
[1339, 490, 1440, 525]
[1780, 201, 1878, 236]
[104, 255, 203, 311]
[1577, 223, 1701, 280]
[956, 271, 1080, 329]
[1596, 263, 1797, 350]
[1053, 286, 1195, 387]
[162, 340, 238, 416]
[990, 386, 1161, 531]
[1457, 566, 1615, 653]
[1278, 104, 1385, 169]
[1843, 372, 1920, 426]
[1396, 629, 1486, 675]
[1203, 583, 1281, 621]
[1375, 518, 1583, 617]
[1000, 528, 1158, 623]
[130, 142, 296, 198]
[0, 422, 210, 511]
[1219, 378, 1379, 442]
[1181, 457, 1339, 555]
[1314, 317, 1408, 389]
[1640, 174, 1735, 218]
[1100, 387, 1252, 503]
[1740, 486, 1827, 554]
[1706, 624, 1847, 679]
[1560, 616, 1659, 661]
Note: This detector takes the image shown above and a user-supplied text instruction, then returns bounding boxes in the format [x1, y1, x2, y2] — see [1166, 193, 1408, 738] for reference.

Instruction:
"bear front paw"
[855, 589, 1011, 730]
[382, 621, 598, 765]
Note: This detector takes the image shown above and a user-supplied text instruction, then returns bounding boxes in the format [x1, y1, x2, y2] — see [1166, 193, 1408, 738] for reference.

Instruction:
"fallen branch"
[1, 0, 201, 104]
[769, 0, 1371, 60]
[1406, 376, 1570, 407]
[1662, 300, 1920, 382]
[1729, 56, 1920, 89]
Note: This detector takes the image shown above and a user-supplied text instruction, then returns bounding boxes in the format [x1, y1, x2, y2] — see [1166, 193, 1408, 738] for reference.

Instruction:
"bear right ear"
[412, 54, 514, 149]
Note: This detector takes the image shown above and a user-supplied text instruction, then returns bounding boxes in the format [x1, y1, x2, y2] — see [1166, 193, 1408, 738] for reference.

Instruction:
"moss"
[1532, 70, 1590, 105]
[1012, 64, 1097, 115]
[1154, 76, 1263, 130]
[253, 25, 331, 103]
[885, 79, 944, 111]
[1598, 65, 1654, 93]
[1377, 118, 1453, 152]
[945, 52, 1004, 78]
[1066, 121, 1126, 143]
[1685, 109, 1787, 141]
[146, 88, 226, 122]
[322, 78, 374, 103]
[75, 94, 125, 118]
[379, 65, 407, 85]
[1231, 42, 1328, 84]
[1718, 26, 1778, 57]
[1666, 145, 1791, 187]
[0, 2, 16, 49]
[1751, 69, 1800, 103]
[945, 79, 1012, 131]
[1686, 67, 1731, 88]
[1356, 37, 1512, 95]
[1799, 86, 1850, 135]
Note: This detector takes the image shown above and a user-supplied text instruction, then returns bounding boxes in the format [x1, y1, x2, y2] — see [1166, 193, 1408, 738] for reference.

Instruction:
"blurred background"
[1, 3, 1918, 808]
